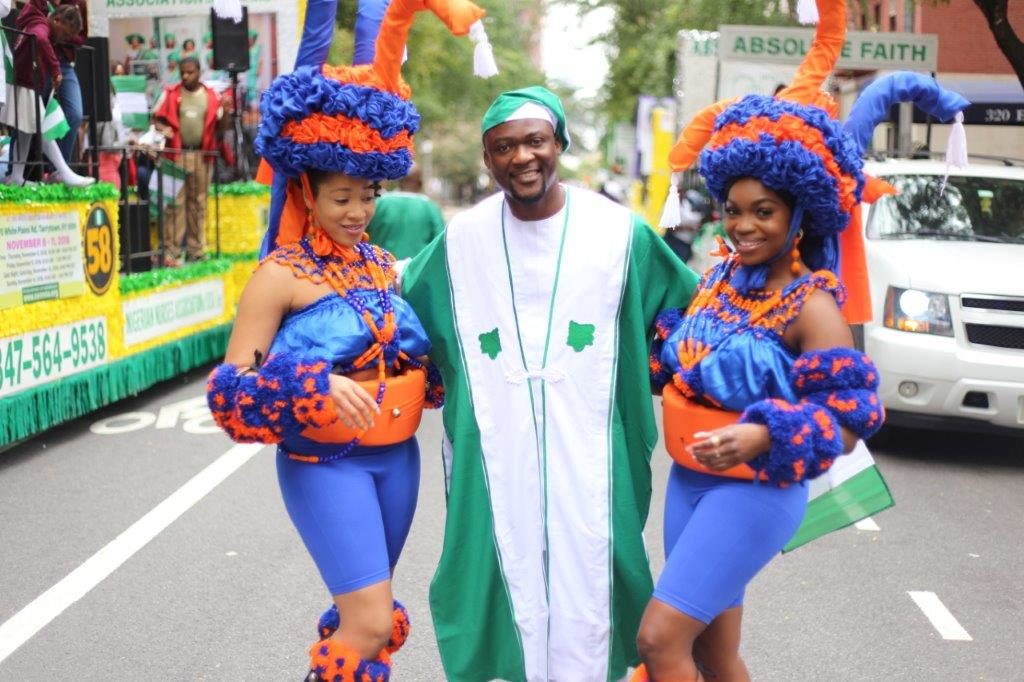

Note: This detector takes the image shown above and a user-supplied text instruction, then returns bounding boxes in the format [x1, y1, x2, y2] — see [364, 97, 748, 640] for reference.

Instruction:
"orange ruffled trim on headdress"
[322, 63, 413, 100]
[709, 114, 859, 215]
[282, 114, 414, 153]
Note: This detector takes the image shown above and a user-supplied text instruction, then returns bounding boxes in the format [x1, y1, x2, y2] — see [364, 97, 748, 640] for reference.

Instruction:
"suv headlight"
[883, 287, 953, 336]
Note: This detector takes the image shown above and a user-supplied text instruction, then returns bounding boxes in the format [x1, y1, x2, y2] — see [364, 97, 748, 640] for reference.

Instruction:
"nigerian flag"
[42, 95, 70, 142]
[111, 75, 149, 130]
[1, 27, 13, 108]
[2, 35, 10, 83]
[403, 188, 700, 682]
[784, 440, 894, 552]
[148, 158, 188, 207]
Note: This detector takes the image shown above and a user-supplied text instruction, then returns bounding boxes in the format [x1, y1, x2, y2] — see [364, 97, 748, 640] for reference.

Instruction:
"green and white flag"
[111, 75, 149, 130]
[42, 95, 70, 142]
[2, 28, 13, 82]
[784, 440, 894, 552]
[148, 158, 188, 207]
[2, 32, 13, 108]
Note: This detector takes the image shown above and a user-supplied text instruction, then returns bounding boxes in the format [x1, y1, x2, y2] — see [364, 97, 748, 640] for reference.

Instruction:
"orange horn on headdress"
[667, 98, 736, 172]
[775, 0, 847, 106]
[668, 0, 849, 174]
[373, 0, 486, 93]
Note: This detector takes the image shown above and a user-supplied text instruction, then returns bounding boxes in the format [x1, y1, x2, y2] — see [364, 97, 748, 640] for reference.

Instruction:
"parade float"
[0, 181, 268, 447]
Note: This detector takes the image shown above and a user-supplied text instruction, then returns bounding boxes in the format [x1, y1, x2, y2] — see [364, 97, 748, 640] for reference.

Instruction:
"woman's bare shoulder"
[794, 288, 853, 351]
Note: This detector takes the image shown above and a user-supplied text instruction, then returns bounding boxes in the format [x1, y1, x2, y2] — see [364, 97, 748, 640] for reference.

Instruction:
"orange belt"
[300, 368, 426, 447]
[662, 384, 763, 481]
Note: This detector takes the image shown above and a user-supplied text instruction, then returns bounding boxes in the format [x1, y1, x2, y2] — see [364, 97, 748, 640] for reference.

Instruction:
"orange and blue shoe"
[305, 640, 390, 682]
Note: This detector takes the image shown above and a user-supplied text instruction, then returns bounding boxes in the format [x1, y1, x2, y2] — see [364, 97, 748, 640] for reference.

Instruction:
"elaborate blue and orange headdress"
[255, 0, 497, 256]
[666, 0, 969, 314]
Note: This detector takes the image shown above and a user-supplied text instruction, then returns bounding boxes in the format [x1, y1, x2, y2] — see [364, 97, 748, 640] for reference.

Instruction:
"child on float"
[205, 0, 492, 678]
[635, 0, 970, 679]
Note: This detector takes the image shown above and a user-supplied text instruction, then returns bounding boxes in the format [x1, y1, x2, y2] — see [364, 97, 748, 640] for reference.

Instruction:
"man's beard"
[507, 173, 553, 205]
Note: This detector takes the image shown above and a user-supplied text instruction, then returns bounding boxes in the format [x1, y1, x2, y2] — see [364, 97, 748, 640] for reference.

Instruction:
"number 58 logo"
[84, 203, 114, 295]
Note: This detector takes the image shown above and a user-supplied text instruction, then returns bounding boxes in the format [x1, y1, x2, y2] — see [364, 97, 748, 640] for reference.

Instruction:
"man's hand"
[53, 73, 63, 89]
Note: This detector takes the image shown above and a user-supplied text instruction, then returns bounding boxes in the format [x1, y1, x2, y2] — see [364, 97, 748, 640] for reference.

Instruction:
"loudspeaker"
[211, 8, 251, 72]
[75, 36, 112, 122]
[118, 202, 153, 273]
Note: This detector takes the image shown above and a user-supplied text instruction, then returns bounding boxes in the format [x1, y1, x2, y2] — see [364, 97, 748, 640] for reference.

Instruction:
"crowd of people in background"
[0, 0, 268, 266]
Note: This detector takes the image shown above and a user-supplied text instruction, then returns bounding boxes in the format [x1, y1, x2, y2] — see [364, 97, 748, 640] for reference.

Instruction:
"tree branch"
[972, 0, 1024, 90]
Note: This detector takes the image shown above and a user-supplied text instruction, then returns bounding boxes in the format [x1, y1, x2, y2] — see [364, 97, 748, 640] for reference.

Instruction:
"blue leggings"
[276, 439, 420, 596]
[653, 464, 808, 624]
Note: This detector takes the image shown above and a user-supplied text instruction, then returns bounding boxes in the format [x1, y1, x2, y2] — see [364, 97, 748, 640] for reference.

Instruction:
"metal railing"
[1, 20, 231, 275]
[88, 145, 224, 274]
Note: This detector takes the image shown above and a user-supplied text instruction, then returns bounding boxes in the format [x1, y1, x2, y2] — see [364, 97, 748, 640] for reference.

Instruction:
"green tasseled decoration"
[0, 183, 119, 203]
[0, 323, 232, 447]
[119, 258, 235, 294]
[210, 182, 271, 197]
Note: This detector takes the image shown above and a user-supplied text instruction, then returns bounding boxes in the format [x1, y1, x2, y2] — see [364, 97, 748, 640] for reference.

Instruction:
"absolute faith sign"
[719, 25, 938, 72]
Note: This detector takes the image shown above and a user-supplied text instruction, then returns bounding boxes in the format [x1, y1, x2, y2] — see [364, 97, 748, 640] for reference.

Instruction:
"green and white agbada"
[402, 88, 700, 682]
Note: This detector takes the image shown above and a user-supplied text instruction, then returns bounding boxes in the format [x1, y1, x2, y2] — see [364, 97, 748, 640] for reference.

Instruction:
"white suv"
[860, 158, 1024, 435]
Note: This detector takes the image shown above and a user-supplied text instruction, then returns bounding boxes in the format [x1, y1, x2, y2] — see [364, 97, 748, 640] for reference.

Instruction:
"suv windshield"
[868, 174, 1024, 243]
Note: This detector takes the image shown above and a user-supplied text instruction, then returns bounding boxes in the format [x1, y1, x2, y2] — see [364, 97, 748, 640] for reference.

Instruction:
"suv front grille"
[962, 296, 1024, 313]
[964, 323, 1024, 350]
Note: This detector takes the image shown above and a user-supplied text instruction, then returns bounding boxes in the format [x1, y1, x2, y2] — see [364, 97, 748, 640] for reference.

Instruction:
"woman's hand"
[328, 375, 380, 431]
[688, 424, 770, 471]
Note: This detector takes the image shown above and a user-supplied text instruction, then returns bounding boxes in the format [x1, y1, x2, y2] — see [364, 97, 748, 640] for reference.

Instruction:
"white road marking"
[89, 411, 156, 435]
[0, 443, 264, 664]
[854, 517, 880, 531]
[908, 591, 973, 641]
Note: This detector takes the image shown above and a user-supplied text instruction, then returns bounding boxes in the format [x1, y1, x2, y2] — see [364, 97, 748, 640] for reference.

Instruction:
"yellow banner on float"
[0, 182, 266, 447]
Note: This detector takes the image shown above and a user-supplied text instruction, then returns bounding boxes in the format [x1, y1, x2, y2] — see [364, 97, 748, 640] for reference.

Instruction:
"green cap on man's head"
[481, 86, 570, 151]
[126, 33, 145, 44]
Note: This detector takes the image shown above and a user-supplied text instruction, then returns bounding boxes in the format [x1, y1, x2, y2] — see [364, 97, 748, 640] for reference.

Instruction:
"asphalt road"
[1, 365, 1022, 681]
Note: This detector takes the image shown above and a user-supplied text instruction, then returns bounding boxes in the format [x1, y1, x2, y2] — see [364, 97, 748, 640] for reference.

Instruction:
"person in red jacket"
[1, 0, 93, 186]
[152, 56, 225, 265]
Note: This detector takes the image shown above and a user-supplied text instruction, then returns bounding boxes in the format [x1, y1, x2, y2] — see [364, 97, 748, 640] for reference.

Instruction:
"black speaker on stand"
[211, 7, 251, 72]
[118, 203, 153, 273]
[73, 36, 112, 177]
[211, 8, 251, 179]
[74, 36, 112, 123]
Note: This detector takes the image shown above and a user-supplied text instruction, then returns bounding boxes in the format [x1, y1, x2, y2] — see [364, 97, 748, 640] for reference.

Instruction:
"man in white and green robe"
[403, 86, 700, 682]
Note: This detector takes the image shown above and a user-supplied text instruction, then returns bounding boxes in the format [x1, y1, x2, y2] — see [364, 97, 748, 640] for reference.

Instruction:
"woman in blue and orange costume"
[205, 1, 496, 679]
[635, 0, 971, 679]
